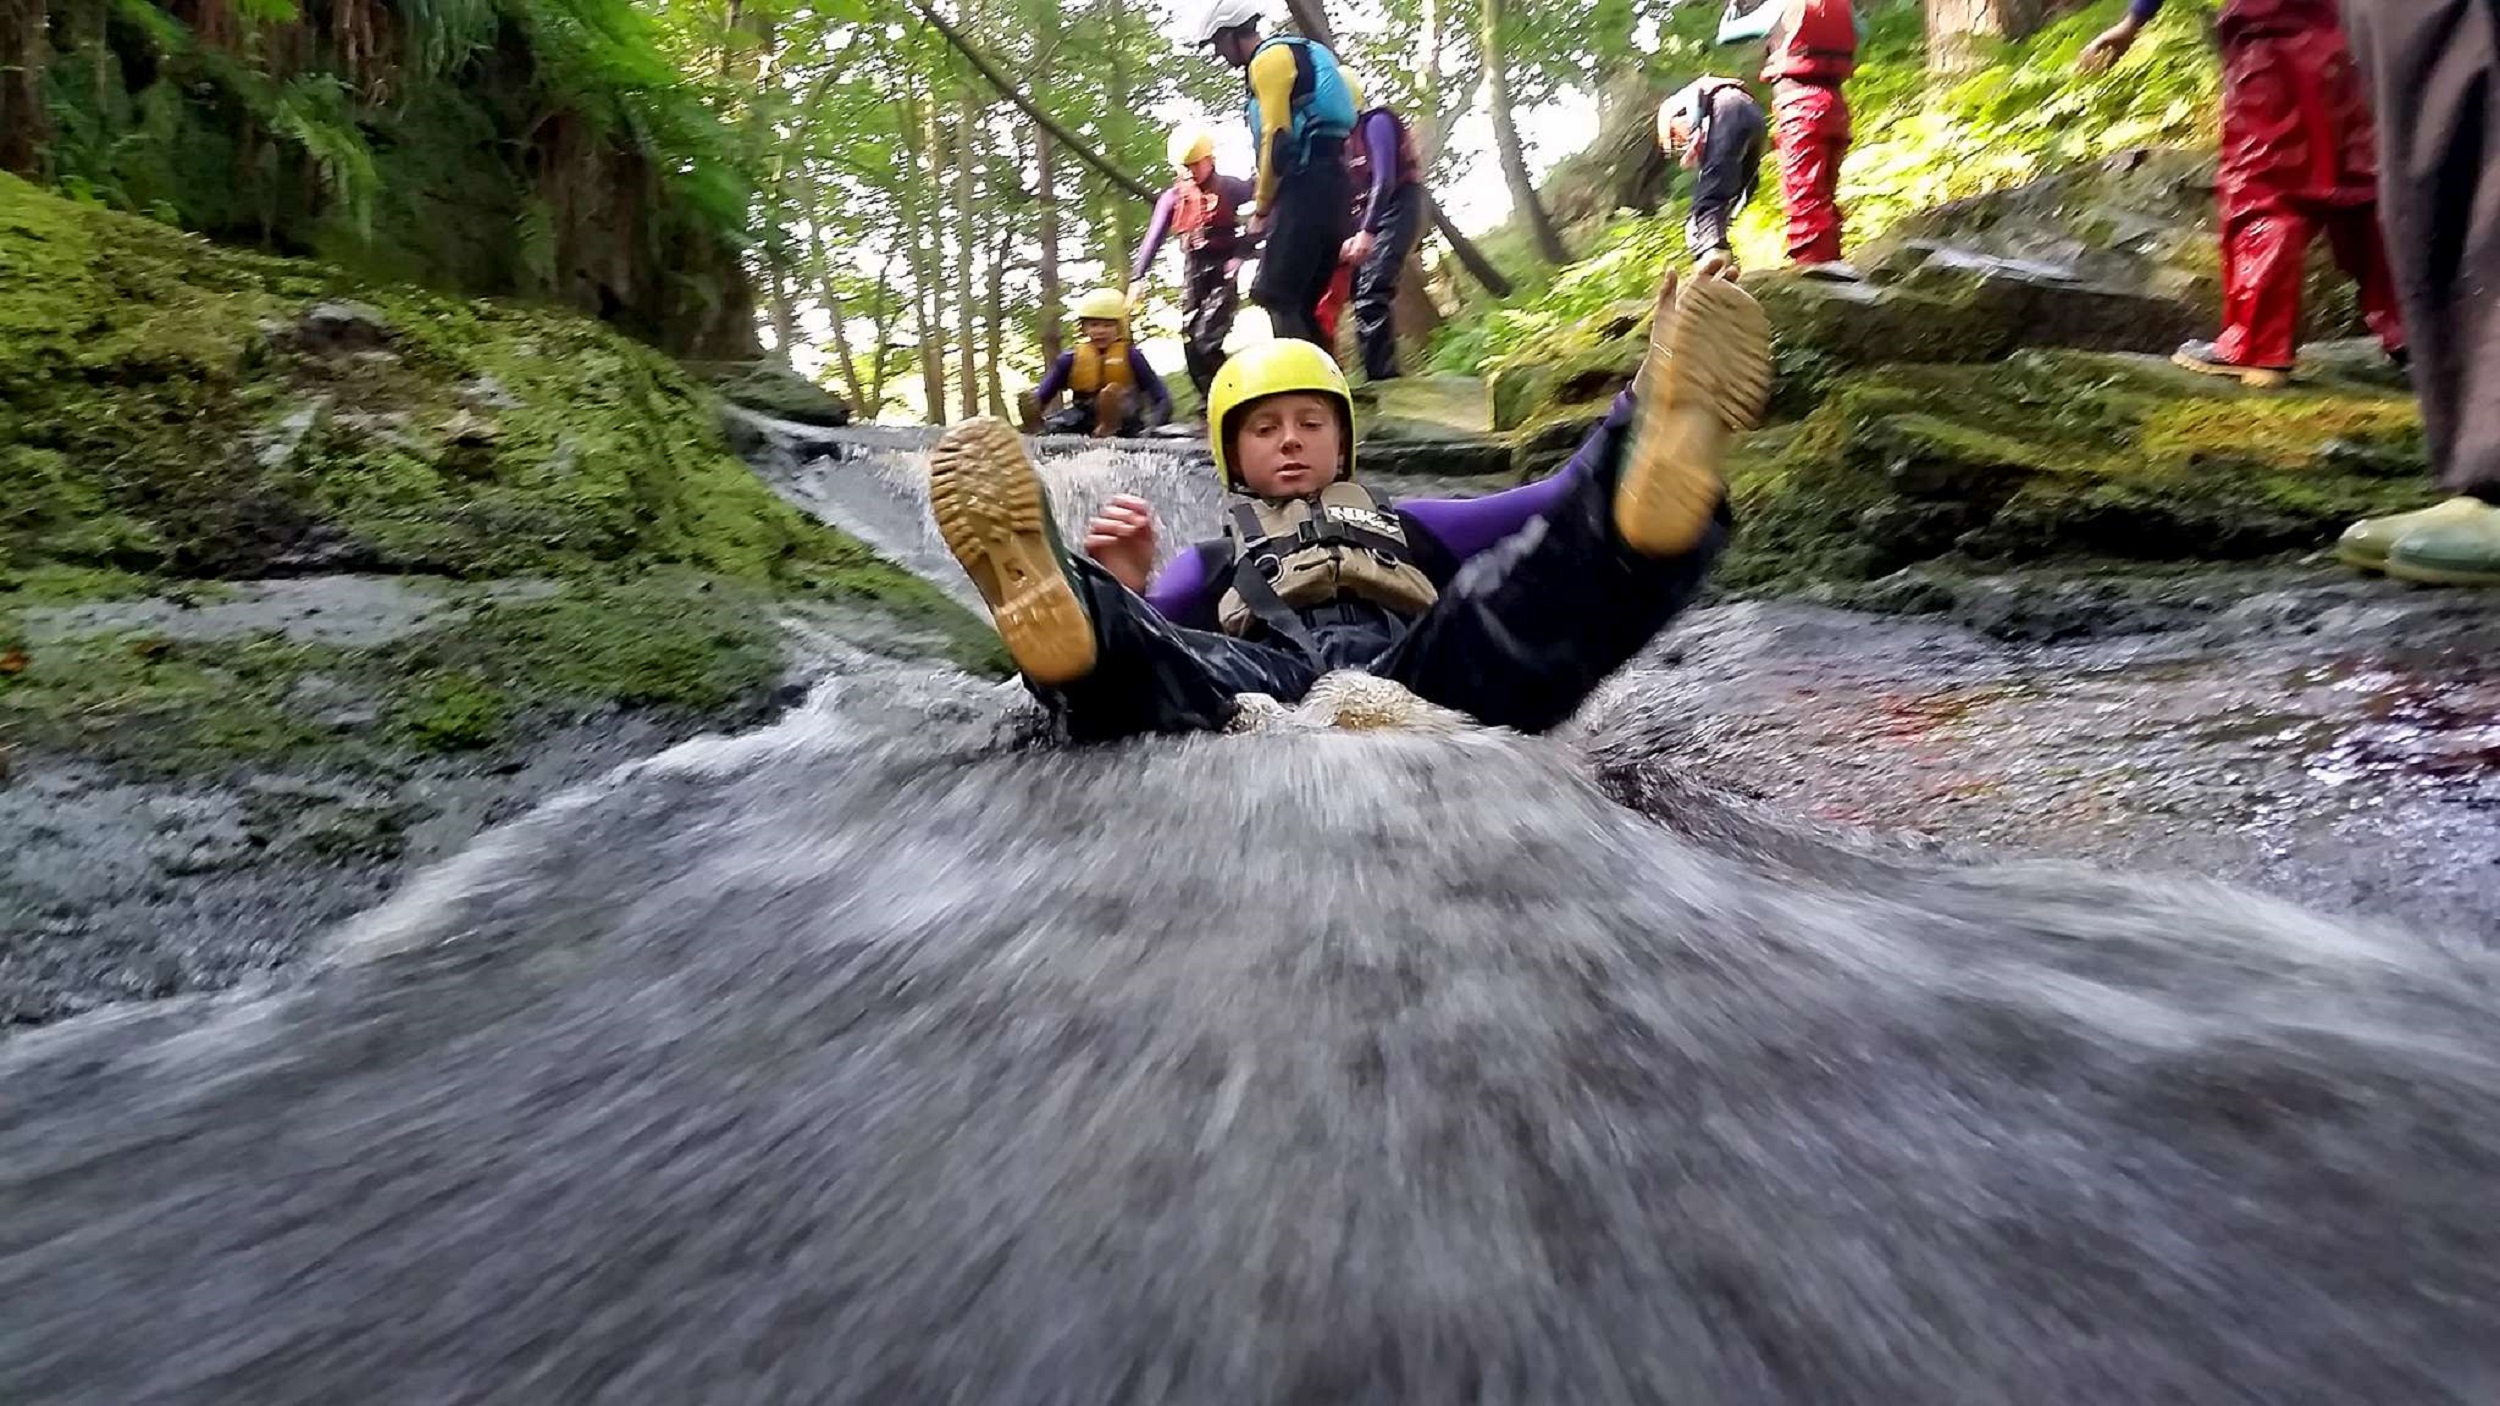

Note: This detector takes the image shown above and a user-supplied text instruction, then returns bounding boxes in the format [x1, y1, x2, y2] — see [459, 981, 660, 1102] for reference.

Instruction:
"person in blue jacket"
[1191, 0, 1357, 344]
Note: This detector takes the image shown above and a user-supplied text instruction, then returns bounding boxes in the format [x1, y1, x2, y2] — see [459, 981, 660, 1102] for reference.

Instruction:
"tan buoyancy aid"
[1068, 340, 1137, 397]
[1216, 482, 1439, 639]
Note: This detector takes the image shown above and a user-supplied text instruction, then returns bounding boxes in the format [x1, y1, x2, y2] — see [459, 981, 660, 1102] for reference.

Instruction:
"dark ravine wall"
[3, 0, 758, 358]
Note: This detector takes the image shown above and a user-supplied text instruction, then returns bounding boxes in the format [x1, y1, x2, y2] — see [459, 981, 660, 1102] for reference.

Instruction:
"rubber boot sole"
[1615, 271, 1774, 558]
[2331, 543, 2388, 573]
[928, 418, 1099, 687]
[2382, 559, 2500, 588]
[2171, 350, 2290, 389]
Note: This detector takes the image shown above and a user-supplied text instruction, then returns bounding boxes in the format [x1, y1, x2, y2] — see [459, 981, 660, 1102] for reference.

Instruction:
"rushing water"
[5, 425, 2499, 1402]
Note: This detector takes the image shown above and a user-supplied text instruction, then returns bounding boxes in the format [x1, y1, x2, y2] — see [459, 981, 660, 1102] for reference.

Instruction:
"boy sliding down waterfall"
[929, 272, 1771, 741]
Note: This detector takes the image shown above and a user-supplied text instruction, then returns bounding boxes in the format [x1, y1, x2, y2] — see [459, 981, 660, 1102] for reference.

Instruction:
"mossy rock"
[1485, 298, 1654, 432]
[691, 360, 854, 428]
[0, 174, 1002, 774]
[1721, 349, 2432, 592]
[0, 175, 927, 597]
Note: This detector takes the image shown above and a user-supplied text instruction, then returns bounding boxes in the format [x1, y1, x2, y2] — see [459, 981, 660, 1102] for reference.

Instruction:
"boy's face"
[1231, 391, 1345, 499]
[1188, 156, 1218, 187]
[1079, 318, 1119, 347]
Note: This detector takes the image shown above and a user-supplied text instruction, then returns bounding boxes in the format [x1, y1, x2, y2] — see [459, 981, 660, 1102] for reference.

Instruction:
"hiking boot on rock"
[929, 417, 1099, 686]
[2335, 496, 2495, 572]
[2383, 497, 2500, 587]
[2173, 339, 2291, 389]
[1614, 268, 1773, 558]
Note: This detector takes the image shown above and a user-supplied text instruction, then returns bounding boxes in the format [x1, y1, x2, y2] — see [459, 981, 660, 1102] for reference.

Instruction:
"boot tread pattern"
[1616, 275, 1773, 557]
[929, 418, 1098, 686]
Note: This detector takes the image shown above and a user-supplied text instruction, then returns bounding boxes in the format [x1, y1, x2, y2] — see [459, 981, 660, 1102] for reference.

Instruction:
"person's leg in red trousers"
[2187, 16, 2405, 384]
[1772, 79, 1848, 267]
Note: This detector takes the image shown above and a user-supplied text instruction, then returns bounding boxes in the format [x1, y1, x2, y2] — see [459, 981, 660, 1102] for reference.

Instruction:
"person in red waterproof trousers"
[1718, 0, 1861, 280]
[2080, 0, 2406, 388]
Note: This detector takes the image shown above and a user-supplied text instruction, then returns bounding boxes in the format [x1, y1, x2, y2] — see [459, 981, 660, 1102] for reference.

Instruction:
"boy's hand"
[2077, 18, 2141, 74]
[1697, 248, 1738, 281]
[1082, 494, 1160, 593]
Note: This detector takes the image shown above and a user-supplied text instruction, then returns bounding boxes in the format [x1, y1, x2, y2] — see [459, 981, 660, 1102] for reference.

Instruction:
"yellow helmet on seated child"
[1205, 338, 1355, 488]
[1074, 287, 1130, 323]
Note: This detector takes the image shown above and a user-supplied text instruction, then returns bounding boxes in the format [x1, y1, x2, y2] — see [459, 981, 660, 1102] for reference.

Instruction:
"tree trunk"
[0, 0, 45, 177]
[906, 95, 948, 423]
[865, 265, 900, 417]
[1427, 196, 1513, 296]
[795, 162, 870, 411]
[1482, 0, 1569, 264]
[985, 220, 1013, 419]
[1284, 0, 1333, 45]
[764, 252, 802, 362]
[952, 62, 981, 421]
[1036, 128, 1064, 364]
[1099, 0, 1137, 280]
[1927, 0, 2087, 70]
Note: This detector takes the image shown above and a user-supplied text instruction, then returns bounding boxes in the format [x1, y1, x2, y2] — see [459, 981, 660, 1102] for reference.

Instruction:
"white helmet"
[1190, 0, 1265, 46]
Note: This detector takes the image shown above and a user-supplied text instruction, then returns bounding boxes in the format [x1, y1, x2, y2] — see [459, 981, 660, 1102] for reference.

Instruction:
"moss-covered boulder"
[1721, 348, 2430, 592]
[1, 174, 997, 774]
[691, 360, 855, 428]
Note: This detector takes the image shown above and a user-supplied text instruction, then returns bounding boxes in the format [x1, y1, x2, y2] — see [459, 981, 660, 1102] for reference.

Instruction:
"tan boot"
[928, 418, 1098, 687]
[1015, 390, 1044, 435]
[1613, 269, 1773, 557]
[2171, 339, 2291, 389]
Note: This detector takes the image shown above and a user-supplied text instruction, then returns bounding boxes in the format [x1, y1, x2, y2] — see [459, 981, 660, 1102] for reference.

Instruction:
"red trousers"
[2212, 17, 2407, 368]
[1773, 79, 1849, 265]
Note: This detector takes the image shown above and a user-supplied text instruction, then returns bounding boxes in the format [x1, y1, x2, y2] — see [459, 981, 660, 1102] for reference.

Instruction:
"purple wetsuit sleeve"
[1144, 542, 1216, 618]
[2128, 0, 2160, 18]
[1034, 351, 1074, 405]
[1358, 111, 1401, 233]
[1395, 389, 1636, 561]
[1133, 188, 1181, 283]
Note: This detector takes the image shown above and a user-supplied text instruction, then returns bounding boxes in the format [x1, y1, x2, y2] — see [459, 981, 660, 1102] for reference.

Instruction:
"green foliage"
[32, 0, 756, 352]
[1432, 0, 2225, 376]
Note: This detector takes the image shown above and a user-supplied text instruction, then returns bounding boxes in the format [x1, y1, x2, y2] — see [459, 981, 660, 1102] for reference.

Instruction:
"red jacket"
[1763, 0, 1857, 84]
[2216, 0, 2341, 40]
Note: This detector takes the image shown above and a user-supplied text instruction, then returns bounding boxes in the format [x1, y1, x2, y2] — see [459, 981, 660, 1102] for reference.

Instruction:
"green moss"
[395, 575, 787, 718]
[0, 176, 960, 604]
[1721, 353, 2430, 591]
[397, 671, 512, 752]
[0, 626, 335, 772]
[0, 174, 997, 771]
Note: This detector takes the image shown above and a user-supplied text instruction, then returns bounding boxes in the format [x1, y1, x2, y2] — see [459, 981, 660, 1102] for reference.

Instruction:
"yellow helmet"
[1168, 124, 1216, 170]
[1206, 338, 1355, 487]
[1073, 287, 1129, 323]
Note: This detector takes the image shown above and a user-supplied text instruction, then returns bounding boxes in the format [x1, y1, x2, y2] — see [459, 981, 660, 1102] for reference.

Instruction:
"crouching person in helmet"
[930, 272, 1772, 741]
[1020, 289, 1173, 438]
